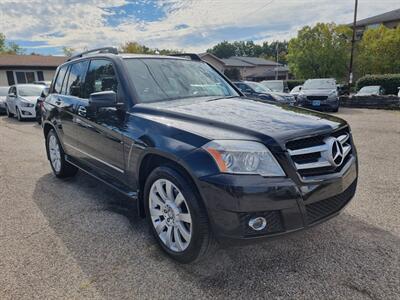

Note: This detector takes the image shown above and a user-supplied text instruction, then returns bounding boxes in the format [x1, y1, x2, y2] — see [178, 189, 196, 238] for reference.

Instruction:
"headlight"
[203, 140, 285, 177]
[20, 101, 34, 107]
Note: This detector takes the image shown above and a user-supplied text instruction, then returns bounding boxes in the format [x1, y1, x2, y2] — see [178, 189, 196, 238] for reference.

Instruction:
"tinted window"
[65, 61, 89, 97]
[53, 66, 68, 94]
[83, 60, 118, 98]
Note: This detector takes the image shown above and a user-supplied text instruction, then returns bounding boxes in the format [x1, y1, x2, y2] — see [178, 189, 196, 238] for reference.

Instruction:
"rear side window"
[53, 66, 68, 94]
[83, 60, 118, 98]
[64, 61, 89, 97]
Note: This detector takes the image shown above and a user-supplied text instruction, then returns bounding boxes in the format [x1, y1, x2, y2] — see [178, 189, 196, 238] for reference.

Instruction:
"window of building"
[83, 60, 118, 98]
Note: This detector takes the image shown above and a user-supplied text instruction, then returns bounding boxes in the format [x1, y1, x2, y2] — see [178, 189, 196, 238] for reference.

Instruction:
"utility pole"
[275, 43, 279, 80]
[348, 0, 358, 87]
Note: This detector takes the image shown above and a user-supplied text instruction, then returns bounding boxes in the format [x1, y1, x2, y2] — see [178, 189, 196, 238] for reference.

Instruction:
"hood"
[301, 89, 336, 96]
[20, 96, 38, 103]
[133, 97, 346, 144]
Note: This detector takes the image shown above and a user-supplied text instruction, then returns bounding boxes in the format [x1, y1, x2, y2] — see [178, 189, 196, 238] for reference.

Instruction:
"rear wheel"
[46, 129, 78, 178]
[144, 166, 215, 263]
[5, 105, 14, 118]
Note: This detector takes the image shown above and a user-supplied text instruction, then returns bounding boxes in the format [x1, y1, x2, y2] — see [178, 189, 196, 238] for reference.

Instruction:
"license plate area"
[312, 100, 321, 106]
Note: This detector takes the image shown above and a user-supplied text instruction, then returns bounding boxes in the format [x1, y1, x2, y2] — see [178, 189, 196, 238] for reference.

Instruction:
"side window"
[64, 60, 89, 97]
[53, 66, 68, 94]
[84, 60, 118, 98]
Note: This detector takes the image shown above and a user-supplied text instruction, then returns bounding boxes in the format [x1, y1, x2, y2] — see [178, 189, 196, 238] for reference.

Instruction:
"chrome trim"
[64, 142, 124, 173]
[295, 159, 331, 170]
[337, 134, 349, 144]
[288, 144, 328, 156]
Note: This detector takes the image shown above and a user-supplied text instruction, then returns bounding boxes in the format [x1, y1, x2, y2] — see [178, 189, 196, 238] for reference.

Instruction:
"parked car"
[297, 78, 339, 112]
[260, 80, 289, 93]
[355, 85, 385, 96]
[34, 80, 52, 86]
[42, 48, 358, 263]
[337, 84, 349, 96]
[0, 86, 9, 114]
[234, 81, 295, 105]
[290, 85, 302, 101]
[35, 87, 50, 125]
[5, 84, 46, 121]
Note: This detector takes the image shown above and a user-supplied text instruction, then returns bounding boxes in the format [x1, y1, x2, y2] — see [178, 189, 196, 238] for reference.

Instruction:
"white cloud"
[0, 0, 398, 53]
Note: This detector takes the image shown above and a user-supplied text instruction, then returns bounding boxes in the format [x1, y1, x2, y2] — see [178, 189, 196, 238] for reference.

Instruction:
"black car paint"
[42, 54, 358, 242]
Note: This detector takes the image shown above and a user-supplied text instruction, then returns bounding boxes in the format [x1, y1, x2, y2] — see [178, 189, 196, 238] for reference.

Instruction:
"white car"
[0, 86, 8, 114]
[5, 84, 45, 121]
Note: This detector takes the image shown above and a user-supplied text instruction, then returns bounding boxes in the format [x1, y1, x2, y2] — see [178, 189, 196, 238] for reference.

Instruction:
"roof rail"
[170, 53, 202, 61]
[67, 47, 118, 61]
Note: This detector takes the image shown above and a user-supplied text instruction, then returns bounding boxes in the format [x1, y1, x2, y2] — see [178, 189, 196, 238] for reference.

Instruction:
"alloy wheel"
[48, 135, 61, 172]
[149, 179, 192, 252]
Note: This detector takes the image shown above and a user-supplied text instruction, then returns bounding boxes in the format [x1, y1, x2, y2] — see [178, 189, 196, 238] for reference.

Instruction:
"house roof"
[354, 8, 400, 27]
[221, 58, 254, 67]
[231, 56, 281, 66]
[198, 52, 224, 63]
[0, 54, 66, 68]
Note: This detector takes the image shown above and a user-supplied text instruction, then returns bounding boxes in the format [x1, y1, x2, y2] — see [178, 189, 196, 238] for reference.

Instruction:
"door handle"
[77, 106, 87, 117]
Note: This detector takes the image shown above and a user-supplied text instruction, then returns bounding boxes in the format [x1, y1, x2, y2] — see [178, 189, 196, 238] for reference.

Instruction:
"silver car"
[296, 78, 339, 112]
[5, 84, 45, 121]
[0, 86, 8, 114]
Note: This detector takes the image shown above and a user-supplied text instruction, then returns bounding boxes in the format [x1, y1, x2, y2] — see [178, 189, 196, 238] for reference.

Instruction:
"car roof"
[14, 84, 45, 88]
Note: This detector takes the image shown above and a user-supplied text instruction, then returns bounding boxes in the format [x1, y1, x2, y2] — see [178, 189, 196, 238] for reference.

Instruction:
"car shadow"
[33, 171, 400, 299]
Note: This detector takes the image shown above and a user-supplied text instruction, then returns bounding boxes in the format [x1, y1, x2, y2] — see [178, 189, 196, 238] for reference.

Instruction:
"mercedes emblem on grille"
[325, 137, 344, 167]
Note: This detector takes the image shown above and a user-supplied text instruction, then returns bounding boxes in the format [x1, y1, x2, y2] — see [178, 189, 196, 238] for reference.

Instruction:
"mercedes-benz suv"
[42, 48, 358, 263]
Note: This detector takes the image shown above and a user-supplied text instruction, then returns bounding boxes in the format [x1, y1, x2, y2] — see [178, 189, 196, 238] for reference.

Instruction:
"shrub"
[286, 79, 305, 90]
[356, 74, 400, 95]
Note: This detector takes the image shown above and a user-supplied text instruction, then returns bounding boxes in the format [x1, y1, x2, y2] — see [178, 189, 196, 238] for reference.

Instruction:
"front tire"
[16, 107, 22, 121]
[144, 166, 215, 263]
[46, 129, 78, 178]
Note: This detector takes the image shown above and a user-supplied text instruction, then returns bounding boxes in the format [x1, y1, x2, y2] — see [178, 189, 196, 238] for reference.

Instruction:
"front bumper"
[299, 98, 339, 111]
[197, 156, 357, 243]
[19, 106, 36, 118]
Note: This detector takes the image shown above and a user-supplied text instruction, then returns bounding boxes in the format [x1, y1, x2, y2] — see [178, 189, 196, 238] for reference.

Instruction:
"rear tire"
[46, 129, 78, 178]
[144, 166, 215, 263]
[5, 105, 14, 118]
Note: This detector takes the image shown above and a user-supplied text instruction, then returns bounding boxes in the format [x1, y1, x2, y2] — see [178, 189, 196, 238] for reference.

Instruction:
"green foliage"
[62, 46, 75, 57]
[356, 26, 400, 76]
[356, 74, 400, 95]
[224, 68, 241, 80]
[287, 23, 351, 80]
[120, 41, 181, 55]
[207, 40, 288, 64]
[0, 33, 23, 54]
[286, 79, 305, 90]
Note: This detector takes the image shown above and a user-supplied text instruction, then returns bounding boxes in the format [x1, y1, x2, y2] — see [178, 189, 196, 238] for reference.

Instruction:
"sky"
[0, 0, 398, 56]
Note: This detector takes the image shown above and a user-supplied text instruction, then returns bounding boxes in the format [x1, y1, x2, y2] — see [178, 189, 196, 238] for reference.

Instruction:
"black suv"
[42, 48, 358, 263]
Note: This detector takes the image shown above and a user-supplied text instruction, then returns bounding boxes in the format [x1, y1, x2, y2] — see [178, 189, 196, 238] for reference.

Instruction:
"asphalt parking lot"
[0, 108, 399, 299]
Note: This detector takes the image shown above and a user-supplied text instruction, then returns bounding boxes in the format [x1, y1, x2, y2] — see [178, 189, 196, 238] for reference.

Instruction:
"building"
[352, 8, 400, 39]
[199, 53, 289, 81]
[0, 54, 66, 86]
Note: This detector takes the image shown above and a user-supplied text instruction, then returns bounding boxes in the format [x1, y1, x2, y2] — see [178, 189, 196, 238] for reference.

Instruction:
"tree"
[287, 23, 351, 80]
[356, 25, 400, 76]
[224, 68, 241, 80]
[119, 41, 180, 55]
[0, 33, 23, 54]
[207, 41, 236, 58]
[62, 46, 75, 57]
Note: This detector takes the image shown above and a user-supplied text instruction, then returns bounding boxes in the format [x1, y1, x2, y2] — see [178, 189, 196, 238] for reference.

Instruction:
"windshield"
[261, 81, 282, 92]
[18, 85, 44, 96]
[0, 87, 9, 96]
[358, 86, 379, 93]
[246, 82, 271, 93]
[303, 79, 336, 90]
[124, 58, 239, 103]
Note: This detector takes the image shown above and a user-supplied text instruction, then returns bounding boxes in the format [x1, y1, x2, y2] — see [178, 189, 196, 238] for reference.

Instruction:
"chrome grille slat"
[287, 128, 352, 177]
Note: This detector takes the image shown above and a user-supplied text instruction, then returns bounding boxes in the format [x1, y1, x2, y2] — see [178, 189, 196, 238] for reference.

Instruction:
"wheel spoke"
[177, 222, 190, 241]
[177, 213, 191, 224]
[150, 190, 164, 207]
[155, 181, 168, 202]
[165, 181, 174, 200]
[174, 226, 184, 251]
[150, 207, 163, 217]
[155, 219, 167, 234]
[174, 192, 184, 207]
[164, 226, 173, 248]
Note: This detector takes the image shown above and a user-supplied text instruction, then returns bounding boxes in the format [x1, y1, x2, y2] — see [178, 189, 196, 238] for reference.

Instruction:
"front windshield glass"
[246, 82, 271, 93]
[262, 81, 282, 91]
[124, 58, 239, 103]
[303, 79, 336, 90]
[0, 87, 9, 96]
[359, 86, 379, 93]
[18, 85, 44, 96]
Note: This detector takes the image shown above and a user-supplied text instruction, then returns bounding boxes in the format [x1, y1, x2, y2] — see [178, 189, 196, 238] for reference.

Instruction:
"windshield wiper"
[206, 95, 238, 102]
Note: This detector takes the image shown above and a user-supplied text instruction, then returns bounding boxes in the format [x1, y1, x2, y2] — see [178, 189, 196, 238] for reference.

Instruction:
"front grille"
[286, 127, 352, 177]
[305, 180, 357, 224]
[307, 95, 328, 100]
[240, 211, 284, 236]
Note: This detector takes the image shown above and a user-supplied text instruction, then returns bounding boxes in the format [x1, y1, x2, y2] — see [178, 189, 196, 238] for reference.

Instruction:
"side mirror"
[89, 91, 117, 109]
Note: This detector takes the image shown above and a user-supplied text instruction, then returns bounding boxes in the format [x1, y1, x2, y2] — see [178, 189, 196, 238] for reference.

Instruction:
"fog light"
[248, 217, 267, 231]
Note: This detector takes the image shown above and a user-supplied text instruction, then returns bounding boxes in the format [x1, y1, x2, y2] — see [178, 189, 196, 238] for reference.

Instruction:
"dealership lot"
[0, 108, 399, 299]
